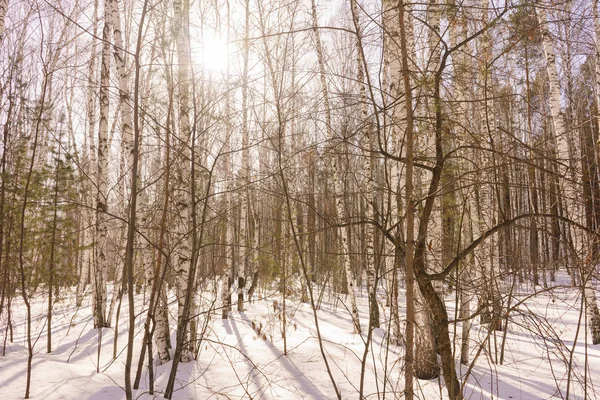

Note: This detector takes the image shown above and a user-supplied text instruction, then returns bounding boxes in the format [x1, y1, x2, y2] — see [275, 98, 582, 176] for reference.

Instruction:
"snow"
[1, 275, 599, 399]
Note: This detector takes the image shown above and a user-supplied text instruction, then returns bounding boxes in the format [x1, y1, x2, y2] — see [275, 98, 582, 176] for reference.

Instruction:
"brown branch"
[430, 213, 595, 282]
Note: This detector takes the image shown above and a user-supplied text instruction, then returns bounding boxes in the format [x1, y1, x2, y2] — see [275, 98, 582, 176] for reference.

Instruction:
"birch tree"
[238, 0, 251, 312]
[311, 0, 361, 334]
[172, 0, 193, 362]
[0, 0, 7, 42]
[93, 0, 112, 329]
[536, 0, 600, 345]
[351, 0, 379, 329]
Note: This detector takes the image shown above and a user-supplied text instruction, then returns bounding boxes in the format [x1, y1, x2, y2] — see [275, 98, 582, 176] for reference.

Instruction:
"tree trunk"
[0, 0, 8, 41]
[94, 0, 112, 329]
[172, 0, 193, 362]
[238, 0, 251, 312]
[351, 0, 379, 329]
[311, 0, 360, 334]
[76, 0, 98, 308]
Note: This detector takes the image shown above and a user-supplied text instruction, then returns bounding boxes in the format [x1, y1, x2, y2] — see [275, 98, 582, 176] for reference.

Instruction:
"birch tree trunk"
[221, 0, 233, 319]
[76, 0, 99, 308]
[398, 0, 440, 388]
[382, 0, 411, 346]
[536, 2, 600, 343]
[459, 211, 473, 365]
[580, 111, 600, 341]
[148, 10, 174, 363]
[152, 144, 172, 362]
[94, 0, 112, 329]
[448, 1, 473, 364]
[311, 0, 360, 334]
[535, 5, 573, 183]
[221, 117, 233, 320]
[172, 0, 193, 362]
[106, 145, 125, 327]
[478, 0, 502, 330]
[221, 187, 232, 319]
[589, 0, 600, 346]
[381, 0, 400, 319]
[106, 0, 134, 327]
[351, 0, 379, 329]
[238, 0, 250, 312]
[0, 0, 7, 41]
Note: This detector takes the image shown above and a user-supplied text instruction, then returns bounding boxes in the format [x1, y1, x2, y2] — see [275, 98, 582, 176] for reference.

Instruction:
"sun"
[195, 34, 230, 74]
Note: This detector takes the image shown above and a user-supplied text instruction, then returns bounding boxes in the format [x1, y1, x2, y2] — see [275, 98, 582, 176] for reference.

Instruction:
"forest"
[1, 0, 600, 399]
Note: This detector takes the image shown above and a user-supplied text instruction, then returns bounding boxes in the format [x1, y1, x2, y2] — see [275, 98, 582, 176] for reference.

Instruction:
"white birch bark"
[427, 0, 442, 75]
[535, 5, 572, 174]
[238, 187, 247, 314]
[413, 287, 438, 378]
[173, 0, 193, 362]
[221, 2, 234, 319]
[427, 0, 445, 297]
[238, 0, 250, 312]
[221, 192, 232, 319]
[476, 0, 502, 328]
[237, 140, 249, 305]
[382, 0, 401, 230]
[138, 168, 171, 362]
[590, 0, 600, 346]
[106, 144, 125, 325]
[94, 0, 112, 328]
[382, 0, 403, 343]
[448, 1, 473, 363]
[0, 0, 8, 41]
[585, 286, 600, 344]
[536, 3, 600, 340]
[111, 0, 133, 175]
[145, 8, 174, 363]
[460, 201, 476, 365]
[312, 0, 360, 334]
[351, 0, 378, 328]
[77, 0, 99, 308]
[155, 290, 172, 363]
[105, 0, 134, 327]
[243, 0, 259, 301]
[76, 214, 93, 307]
[221, 114, 233, 320]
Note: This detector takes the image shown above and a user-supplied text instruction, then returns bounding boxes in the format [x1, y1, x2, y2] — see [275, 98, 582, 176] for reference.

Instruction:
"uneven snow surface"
[1, 276, 599, 399]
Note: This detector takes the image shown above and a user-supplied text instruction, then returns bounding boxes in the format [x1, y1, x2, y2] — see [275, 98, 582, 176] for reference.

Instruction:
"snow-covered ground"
[1, 275, 599, 399]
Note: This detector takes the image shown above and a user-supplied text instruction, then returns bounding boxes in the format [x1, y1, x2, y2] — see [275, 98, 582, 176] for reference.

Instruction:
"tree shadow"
[233, 312, 328, 399]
